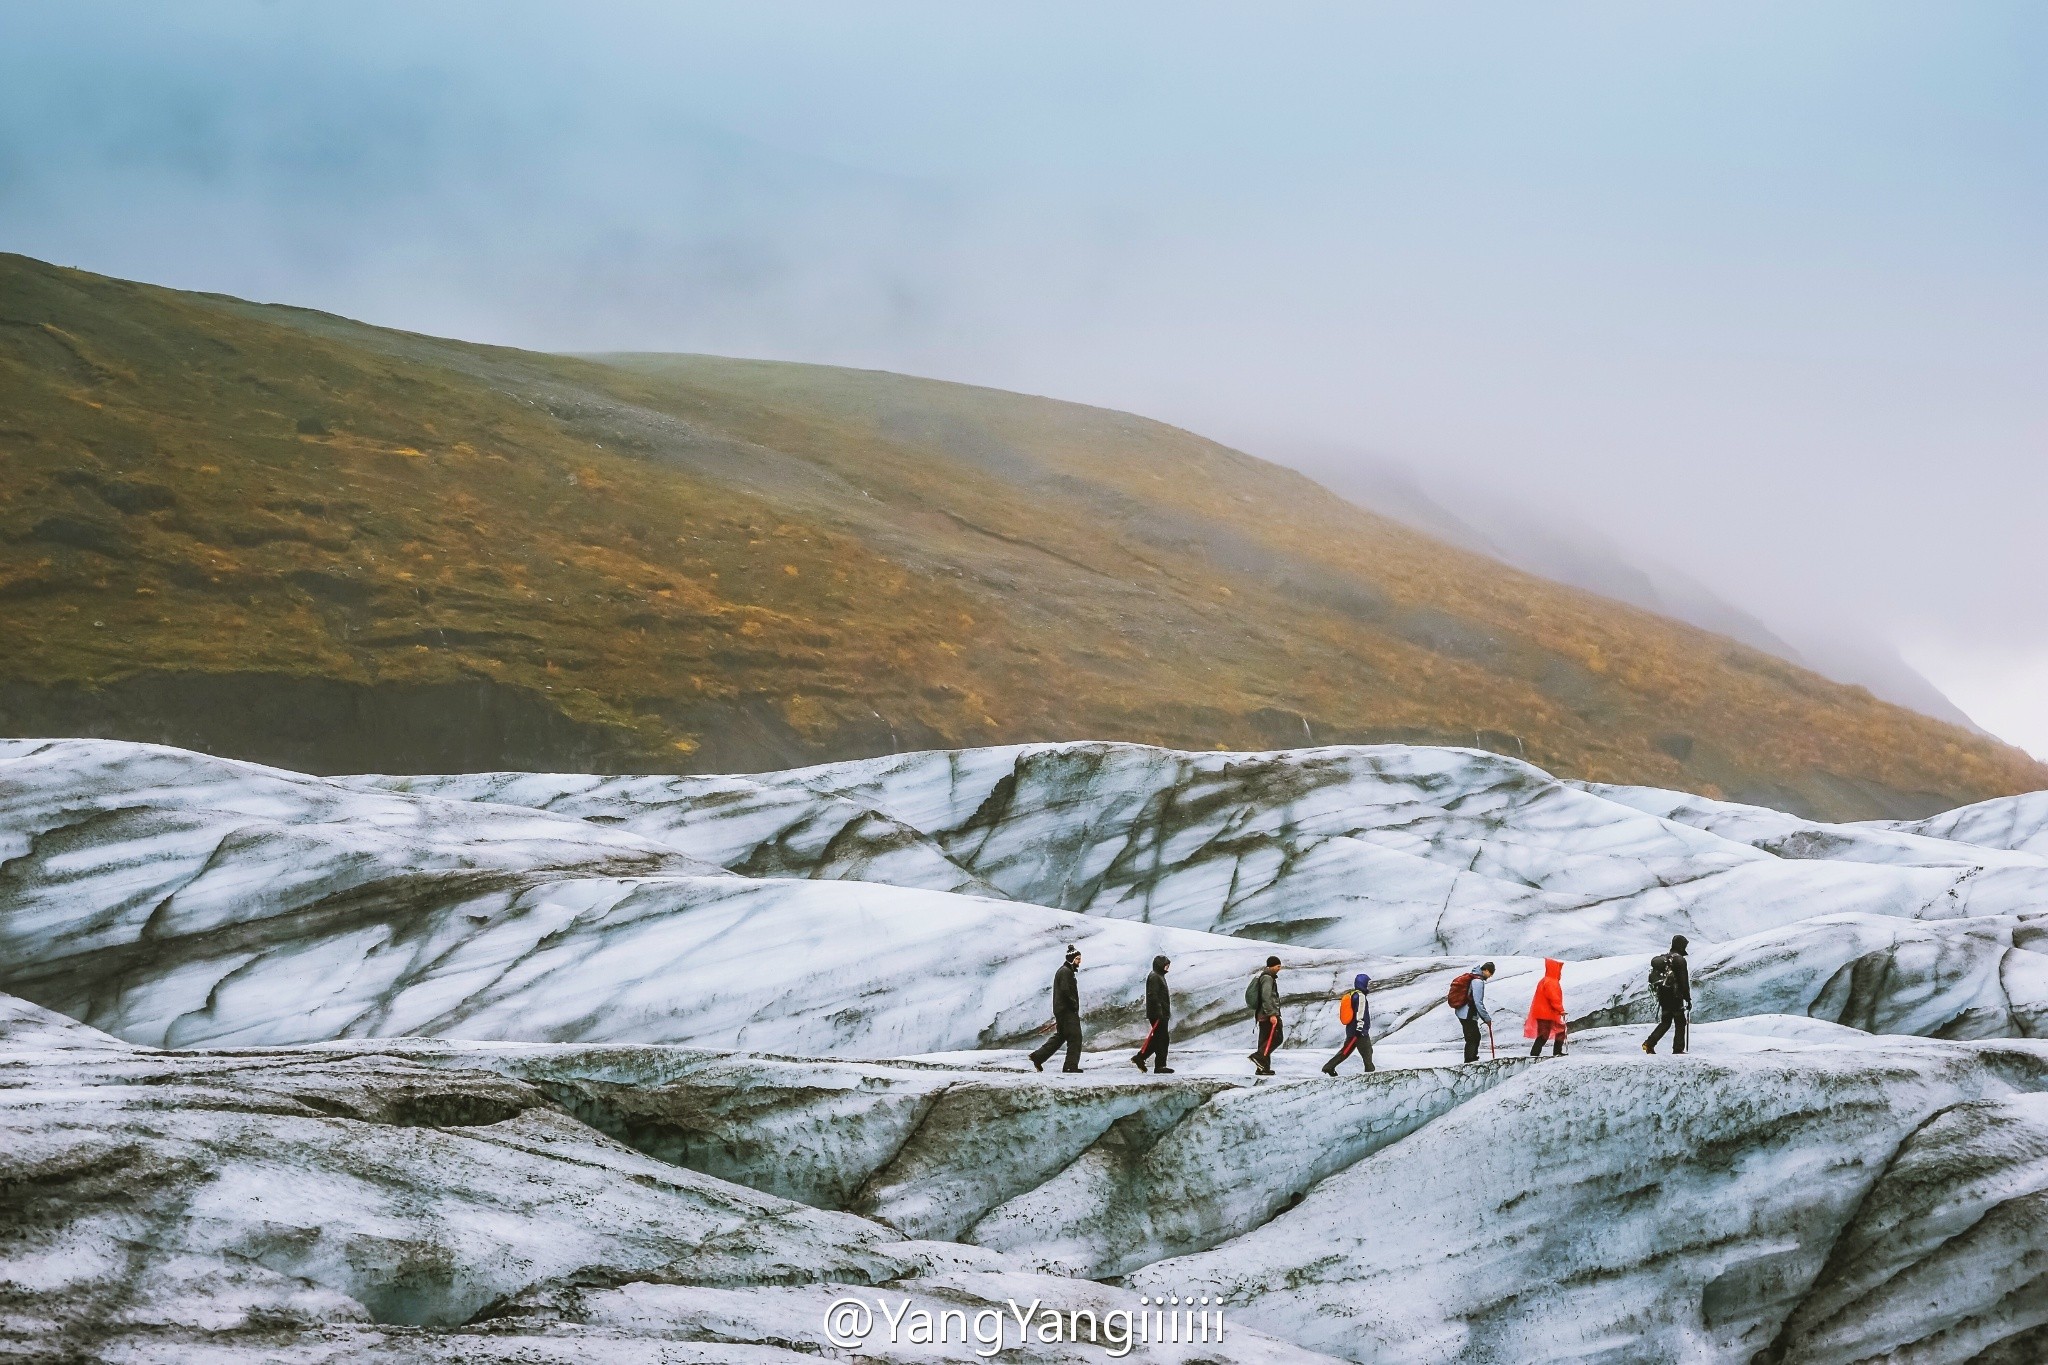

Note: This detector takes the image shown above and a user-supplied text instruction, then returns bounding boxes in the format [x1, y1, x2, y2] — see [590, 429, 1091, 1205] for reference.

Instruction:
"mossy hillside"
[1, 253, 2039, 816]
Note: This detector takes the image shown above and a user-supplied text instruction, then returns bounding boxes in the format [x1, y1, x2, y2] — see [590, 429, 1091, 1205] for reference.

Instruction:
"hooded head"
[1544, 958, 1563, 981]
[1153, 954, 1171, 973]
[1670, 934, 1689, 955]
[1354, 972, 1371, 991]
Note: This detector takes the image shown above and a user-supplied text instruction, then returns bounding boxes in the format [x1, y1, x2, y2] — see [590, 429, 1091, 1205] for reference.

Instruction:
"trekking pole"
[1486, 1020, 1496, 1059]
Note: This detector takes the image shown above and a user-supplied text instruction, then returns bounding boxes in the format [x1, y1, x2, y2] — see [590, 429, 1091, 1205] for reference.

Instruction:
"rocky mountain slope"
[3, 253, 2043, 818]
[4, 736, 2048, 1360]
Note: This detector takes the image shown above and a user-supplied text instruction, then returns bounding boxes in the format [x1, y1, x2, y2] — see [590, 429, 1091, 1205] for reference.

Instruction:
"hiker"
[1526, 958, 1567, 1058]
[1247, 956, 1284, 1075]
[1322, 972, 1375, 1075]
[1642, 934, 1692, 1055]
[1448, 961, 1495, 1063]
[1133, 954, 1173, 1074]
[1030, 945, 1085, 1072]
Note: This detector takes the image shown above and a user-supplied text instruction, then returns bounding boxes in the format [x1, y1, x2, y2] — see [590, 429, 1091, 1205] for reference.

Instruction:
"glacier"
[3, 735, 2047, 1362]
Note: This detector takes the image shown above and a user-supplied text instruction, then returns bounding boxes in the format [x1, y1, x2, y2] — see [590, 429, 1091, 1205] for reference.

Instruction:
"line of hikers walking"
[1029, 934, 1693, 1073]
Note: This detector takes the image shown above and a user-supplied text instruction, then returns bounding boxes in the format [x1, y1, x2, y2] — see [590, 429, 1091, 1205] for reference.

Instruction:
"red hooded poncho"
[1524, 957, 1566, 1039]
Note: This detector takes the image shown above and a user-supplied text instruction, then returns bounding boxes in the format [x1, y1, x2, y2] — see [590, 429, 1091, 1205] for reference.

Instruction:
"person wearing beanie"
[1642, 934, 1692, 1055]
[1031, 945, 1085, 1072]
[1322, 972, 1375, 1075]
[1133, 954, 1174, 1074]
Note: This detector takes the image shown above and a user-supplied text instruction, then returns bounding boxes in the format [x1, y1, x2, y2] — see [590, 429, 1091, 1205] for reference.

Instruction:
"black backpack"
[1648, 953, 1681, 994]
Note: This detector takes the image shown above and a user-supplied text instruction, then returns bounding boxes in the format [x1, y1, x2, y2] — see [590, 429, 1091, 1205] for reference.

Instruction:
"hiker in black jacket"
[1642, 934, 1692, 1055]
[1133, 954, 1173, 1074]
[1031, 945, 1085, 1072]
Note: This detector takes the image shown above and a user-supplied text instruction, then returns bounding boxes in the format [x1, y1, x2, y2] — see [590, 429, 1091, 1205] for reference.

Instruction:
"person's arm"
[1473, 976, 1491, 1023]
[1681, 958, 1692, 1008]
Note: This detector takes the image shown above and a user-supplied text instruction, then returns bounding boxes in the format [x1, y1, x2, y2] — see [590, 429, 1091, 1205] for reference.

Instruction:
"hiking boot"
[1132, 1055, 1148, 1072]
[1320, 1061, 1337, 1077]
[1640, 1042, 1654, 1054]
[1255, 1066, 1276, 1076]
[1153, 1067, 1175, 1074]
[1032, 1056, 1045, 1071]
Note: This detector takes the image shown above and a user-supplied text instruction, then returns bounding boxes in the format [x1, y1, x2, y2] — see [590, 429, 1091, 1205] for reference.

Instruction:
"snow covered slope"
[9, 1010, 2044, 1363]
[0, 1010, 1329, 1362]
[6, 738, 2046, 1056]
[6, 735, 2048, 1362]
[1871, 788, 2048, 858]
[1128, 1030, 2048, 1364]
[375, 742, 2048, 960]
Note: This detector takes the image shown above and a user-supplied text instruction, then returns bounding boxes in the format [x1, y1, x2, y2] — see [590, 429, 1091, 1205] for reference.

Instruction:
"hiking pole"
[1486, 1021, 1496, 1059]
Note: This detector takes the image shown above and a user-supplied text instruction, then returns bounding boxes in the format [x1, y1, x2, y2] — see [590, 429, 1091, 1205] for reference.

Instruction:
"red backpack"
[1446, 972, 1476, 1010]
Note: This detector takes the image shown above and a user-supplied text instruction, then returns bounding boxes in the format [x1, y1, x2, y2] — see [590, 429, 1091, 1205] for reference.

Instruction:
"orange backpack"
[1338, 989, 1360, 1026]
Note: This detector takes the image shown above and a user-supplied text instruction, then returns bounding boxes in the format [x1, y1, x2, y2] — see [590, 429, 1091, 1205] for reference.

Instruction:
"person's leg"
[1323, 1034, 1356, 1074]
[1530, 1021, 1551, 1058]
[1462, 1015, 1481, 1063]
[1255, 1016, 1281, 1071]
[1674, 1007, 1688, 1055]
[1154, 1025, 1169, 1072]
[1646, 999, 1674, 1051]
[1358, 1030, 1374, 1072]
[1062, 1016, 1083, 1071]
[1551, 1029, 1565, 1057]
[1030, 1031, 1058, 1067]
[1134, 1021, 1159, 1069]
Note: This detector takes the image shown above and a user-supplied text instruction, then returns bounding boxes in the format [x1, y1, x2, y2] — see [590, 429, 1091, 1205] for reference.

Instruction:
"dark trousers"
[1251, 1014, 1284, 1069]
[1646, 996, 1688, 1054]
[1032, 1011, 1083, 1071]
[1134, 1018, 1170, 1070]
[1529, 1022, 1564, 1057]
[1461, 1014, 1484, 1063]
[1325, 1029, 1374, 1072]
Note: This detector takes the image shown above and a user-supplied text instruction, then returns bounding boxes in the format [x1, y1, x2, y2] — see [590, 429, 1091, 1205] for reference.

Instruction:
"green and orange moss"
[1, 252, 2041, 815]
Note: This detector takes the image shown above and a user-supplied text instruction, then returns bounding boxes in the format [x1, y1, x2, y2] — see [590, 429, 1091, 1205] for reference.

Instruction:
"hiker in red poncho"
[1526, 957, 1567, 1058]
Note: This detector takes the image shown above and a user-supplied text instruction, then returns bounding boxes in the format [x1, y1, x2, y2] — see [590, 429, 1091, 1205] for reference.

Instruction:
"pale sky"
[3, 2, 2043, 755]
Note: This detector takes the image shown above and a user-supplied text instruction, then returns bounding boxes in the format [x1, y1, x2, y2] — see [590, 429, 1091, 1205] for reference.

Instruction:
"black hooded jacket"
[1145, 969, 1170, 1024]
[1052, 961, 1080, 1018]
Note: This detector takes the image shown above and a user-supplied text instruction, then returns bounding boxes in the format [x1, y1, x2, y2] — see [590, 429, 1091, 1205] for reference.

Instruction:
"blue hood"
[1354, 973, 1370, 991]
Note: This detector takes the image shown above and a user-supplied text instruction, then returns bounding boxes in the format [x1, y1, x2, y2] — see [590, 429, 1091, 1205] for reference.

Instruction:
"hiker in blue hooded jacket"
[1322, 972, 1375, 1075]
[1449, 961, 1495, 1063]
